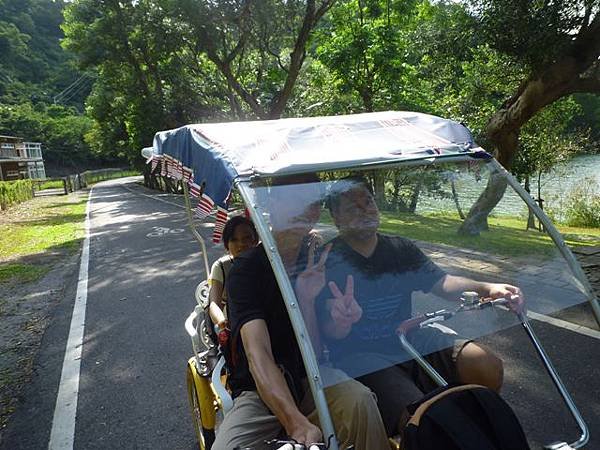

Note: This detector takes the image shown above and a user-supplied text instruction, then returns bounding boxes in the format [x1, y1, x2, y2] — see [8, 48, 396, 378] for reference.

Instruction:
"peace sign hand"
[328, 275, 362, 330]
[295, 242, 332, 305]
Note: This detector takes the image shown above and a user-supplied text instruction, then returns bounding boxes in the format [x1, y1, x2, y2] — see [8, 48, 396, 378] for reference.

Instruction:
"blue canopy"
[147, 111, 483, 211]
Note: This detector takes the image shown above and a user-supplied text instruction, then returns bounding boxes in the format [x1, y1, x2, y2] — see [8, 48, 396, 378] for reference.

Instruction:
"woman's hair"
[222, 215, 257, 250]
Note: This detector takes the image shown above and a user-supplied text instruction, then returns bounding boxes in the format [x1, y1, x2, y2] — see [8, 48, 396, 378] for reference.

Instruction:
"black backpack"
[402, 384, 530, 450]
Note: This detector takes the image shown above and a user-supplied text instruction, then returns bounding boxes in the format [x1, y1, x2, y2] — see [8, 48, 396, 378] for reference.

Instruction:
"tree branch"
[262, 38, 288, 73]
[267, 0, 337, 118]
[224, 1, 252, 64]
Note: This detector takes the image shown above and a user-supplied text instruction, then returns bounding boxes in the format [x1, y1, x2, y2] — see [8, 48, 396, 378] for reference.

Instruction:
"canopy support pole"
[520, 313, 589, 449]
[182, 182, 211, 277]
[491, 159, 600, 328]
[237, 181, 339, 450]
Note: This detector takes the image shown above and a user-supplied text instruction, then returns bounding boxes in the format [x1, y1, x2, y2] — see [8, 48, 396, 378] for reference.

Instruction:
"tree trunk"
[537, 170, 545, 232]
[524, 176, 537, 230]
[373, 173, 386, 210]
[451, 178, 465, 220]
[458, 171, 508, 235]
[459, 131, 516, 235]
[458, 16, 600, 236]
[408, 179, 422, 213]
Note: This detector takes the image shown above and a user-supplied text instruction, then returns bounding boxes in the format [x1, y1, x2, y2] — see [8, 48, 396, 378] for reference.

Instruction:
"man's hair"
[326, 175, 372, 215]
[270, 172, 321, 187]
[222, 215, 257, 250]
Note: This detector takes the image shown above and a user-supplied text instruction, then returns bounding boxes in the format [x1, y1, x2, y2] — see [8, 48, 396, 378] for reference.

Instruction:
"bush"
[564, 178, 600, 228]
[37, 180, 64, 190]
[0, 180, 33, 211]
[81, 169, 138, 185]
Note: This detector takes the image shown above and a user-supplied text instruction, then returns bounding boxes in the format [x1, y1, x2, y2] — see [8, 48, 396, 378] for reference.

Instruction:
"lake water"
[538, 154, 600, 199]
[416, 154, 600, 218]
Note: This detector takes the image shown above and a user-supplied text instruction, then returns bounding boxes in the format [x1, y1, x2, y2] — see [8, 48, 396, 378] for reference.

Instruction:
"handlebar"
[396, 292, 514, 336]
[270, 442, 325, 450]
[235, 439, 345, 450]
[234, 438, 353, 450]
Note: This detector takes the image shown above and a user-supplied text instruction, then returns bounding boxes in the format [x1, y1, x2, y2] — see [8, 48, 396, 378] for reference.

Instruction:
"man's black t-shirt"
[226, 244, 306, 399]
[316, 234, 446, 371]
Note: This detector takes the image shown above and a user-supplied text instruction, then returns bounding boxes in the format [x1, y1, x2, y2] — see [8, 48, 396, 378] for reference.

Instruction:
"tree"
[459, 0, 600, 235]
[62, 0, 228, 165]
[0, 0, 96, 171]
[0, 102, 94, 171]
[314, 0, 419, 112]
[512, 99, 587, 230]
[167, 0, 336, 119]
[0, 0, 89, 108]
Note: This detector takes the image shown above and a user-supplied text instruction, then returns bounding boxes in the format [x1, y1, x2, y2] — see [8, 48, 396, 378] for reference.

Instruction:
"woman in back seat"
[208, 215, 258, 332]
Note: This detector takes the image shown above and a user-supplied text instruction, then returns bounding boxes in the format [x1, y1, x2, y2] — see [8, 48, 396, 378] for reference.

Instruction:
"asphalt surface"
[1, 177, 598, 449]
[2, 178, 223, 450]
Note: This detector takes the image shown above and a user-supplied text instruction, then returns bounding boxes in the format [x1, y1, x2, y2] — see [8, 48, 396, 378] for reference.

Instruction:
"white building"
[0, 135, 46, 181]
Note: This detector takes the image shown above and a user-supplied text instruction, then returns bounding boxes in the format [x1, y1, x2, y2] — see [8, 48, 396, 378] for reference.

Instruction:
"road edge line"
[528, 310, 600, 340]
[48, 188, 93, 450]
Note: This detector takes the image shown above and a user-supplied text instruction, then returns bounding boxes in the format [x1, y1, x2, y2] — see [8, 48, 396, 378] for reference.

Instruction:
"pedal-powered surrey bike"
[143, 111, 600, 450]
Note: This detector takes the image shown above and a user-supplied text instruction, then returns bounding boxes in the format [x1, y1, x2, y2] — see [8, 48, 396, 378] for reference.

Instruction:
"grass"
[0, 193, 87, 284]
[35, 180, 64, 190]
[378, 211, 600, 257]
[321, 209, 600, 258]
[85, 169, 139, 185]
[0, 263, 50, 284]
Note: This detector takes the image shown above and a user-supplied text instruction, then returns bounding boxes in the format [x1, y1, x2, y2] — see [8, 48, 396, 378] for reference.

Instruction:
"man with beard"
[318, 176, 524, 438]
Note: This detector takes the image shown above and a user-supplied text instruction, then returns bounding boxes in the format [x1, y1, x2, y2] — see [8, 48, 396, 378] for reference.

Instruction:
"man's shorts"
[334, 323, 471, 436]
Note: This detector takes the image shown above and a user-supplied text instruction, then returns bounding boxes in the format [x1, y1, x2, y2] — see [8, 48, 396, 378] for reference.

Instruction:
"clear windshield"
[242, 158, 595, 446]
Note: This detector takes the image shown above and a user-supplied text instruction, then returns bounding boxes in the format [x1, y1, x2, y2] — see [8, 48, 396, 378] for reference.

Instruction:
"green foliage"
[315, 0, 403, 111]
[0, 263, 49, 284]
[35, 180, 64, 190]
[17, 0, 598, 178]
[570, 94, 600, 150]
[563, 178, 600, 228]
[62, 0, 234, 165]
[468, 0, 598, 71]
[0, 0, 89, 107]
[513, 98, 587, 183]
[0, 103, 95, 170]
[0, 180, 33, 210]
[0, 195, 86, 260]
[0, 0, 102, 171]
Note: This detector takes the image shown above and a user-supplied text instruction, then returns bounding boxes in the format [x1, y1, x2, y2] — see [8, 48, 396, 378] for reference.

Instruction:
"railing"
[0, 148, 19, 158]
[30, 168, 137, 196]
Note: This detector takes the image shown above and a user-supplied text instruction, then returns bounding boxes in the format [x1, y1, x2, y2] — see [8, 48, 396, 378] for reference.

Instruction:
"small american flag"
[212, 207, 229, 243]
[165, 155, 173, 175]
[188, 182, 202, 198]
[165, 156, 175, 177]
[173, 160, 184, 180]
[182, 167, 193, 183]
[150, 156, 159, 173]
[195, 193, 214, 219]
[160, 156, 167, 177]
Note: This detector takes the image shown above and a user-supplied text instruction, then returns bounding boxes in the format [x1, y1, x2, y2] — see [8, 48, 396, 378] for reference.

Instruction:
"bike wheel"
[186, 364, 216, 449]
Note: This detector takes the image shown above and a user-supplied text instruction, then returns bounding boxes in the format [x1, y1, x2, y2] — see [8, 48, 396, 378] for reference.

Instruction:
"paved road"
[1, 177, 598, 449]
[2, 178, 223, 449]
